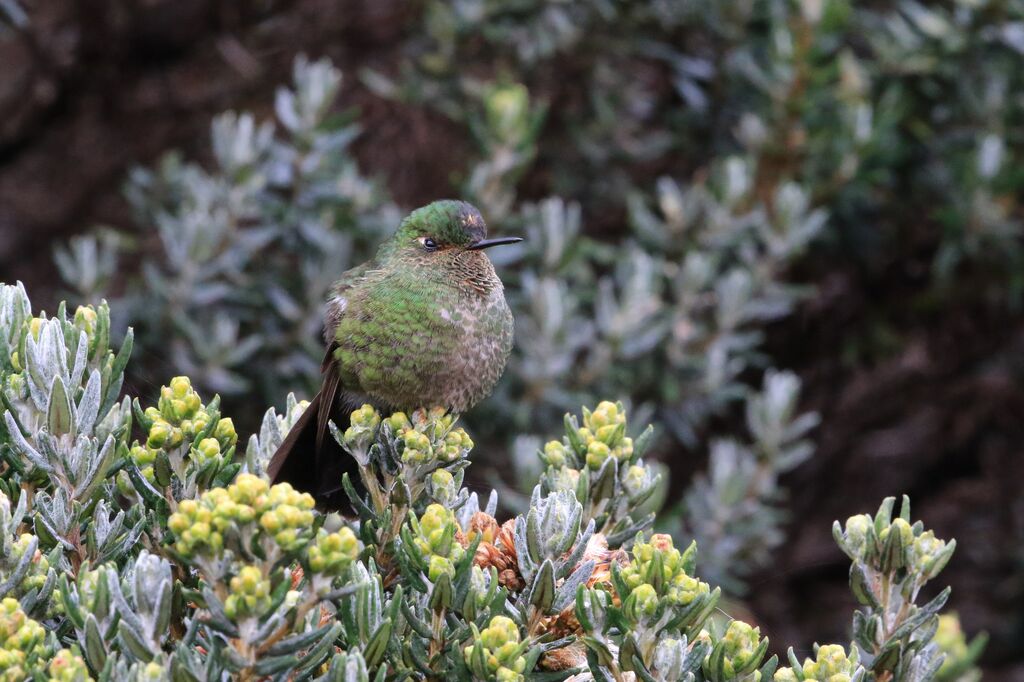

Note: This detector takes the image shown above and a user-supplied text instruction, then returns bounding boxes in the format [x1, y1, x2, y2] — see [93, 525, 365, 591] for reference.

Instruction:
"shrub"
[54, 54, 822, 597]
[0, 282, 979, 681]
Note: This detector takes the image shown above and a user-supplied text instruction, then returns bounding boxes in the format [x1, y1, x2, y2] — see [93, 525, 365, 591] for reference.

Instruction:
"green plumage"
[268, 200, 519, 504]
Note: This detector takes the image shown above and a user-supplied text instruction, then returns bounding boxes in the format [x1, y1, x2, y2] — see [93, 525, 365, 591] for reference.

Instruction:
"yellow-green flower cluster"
[464, 616, 528, 682]
[389, 408, 474, 466]
[774, 644, 859, 682]
[130, 376, 237, 481]
[428, 469, 458, 506]
[579, 401, 633, 470]
[224, 565, 272, 620]
[715, 621, 765, 681]
[47, 646, 92, 682]
[411, 504, 465, 581]
[934, 613, 972, 677]
[841, 515, 872, 558]
[7, 534, 50, 595]
[71, 305, 97, 337]
[342, 404, 381, 451]
[620, 534, 709, 609]
[907, 529, 952, 579]
[307, 527, 359, 577]
[878, 517, 914, 549]
[541, 401, 636, 479]
[167, 474, 315, 558]
[0, 597, 49, 681]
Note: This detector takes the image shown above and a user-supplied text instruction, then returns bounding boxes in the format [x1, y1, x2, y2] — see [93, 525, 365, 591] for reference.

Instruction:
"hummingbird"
[267, 200, 521, 505]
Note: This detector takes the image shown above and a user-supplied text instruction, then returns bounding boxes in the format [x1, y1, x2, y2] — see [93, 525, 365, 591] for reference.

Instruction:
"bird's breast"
[334, 281, 513, 414]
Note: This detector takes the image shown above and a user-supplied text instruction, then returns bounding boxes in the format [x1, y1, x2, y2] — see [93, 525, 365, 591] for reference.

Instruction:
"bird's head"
[384, 200, 522, 261]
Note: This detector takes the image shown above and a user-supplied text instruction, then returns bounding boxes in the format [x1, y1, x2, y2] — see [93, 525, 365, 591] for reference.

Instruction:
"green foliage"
[55, 50, 824, 597]
[0, 282, 977, 681]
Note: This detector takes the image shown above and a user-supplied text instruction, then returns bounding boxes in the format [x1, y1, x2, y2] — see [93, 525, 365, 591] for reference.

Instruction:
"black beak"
[467, 237, 524, 250]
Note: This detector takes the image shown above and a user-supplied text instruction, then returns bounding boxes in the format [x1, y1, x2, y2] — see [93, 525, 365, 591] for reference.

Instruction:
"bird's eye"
[422, 237, 438, 251]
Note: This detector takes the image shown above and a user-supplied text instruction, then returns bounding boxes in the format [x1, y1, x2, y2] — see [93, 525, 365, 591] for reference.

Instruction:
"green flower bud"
[481, 615, 520, 649]
[801, 644, 858, 681]
[307, 527, 359, 577]
[843, 514, 872, 556]
[387, 411, 411, 432]
[194, 438, 221, 465]
[718, 621, 764, 677]
[215, 417, 237, 445]
[402, 430, 432, 464]
[595, 424, 619, 444]
[626, 583, 659, 620]
[231, 473, 271, 506]
[428, 555, 455, 582]
[147, 420, 172, 449]
[72, 306, 97, 339]
[773, 668, 800, 682]
[587, 401, 623, 430]
[429, 469, 457, 506]
[622, 464, 651, 498]
[47, 647, 91, 682]
[934, 613, 971, 677]
[879, 518, 913, 547]
[169, 376, 191, 399]
[225, 566, 271, 620]
[541, 440, 568, 467]
[350, 404, 380, 430]
[908, 530, 951, 578]
[0, 597, 47, 676]
[621, 534, 709, 607]
[586, 441, 611, 470]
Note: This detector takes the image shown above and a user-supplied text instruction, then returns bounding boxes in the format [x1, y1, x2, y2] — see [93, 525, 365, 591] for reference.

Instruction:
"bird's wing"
[324, 259, 376, 342]
[316, 343, 342, 454]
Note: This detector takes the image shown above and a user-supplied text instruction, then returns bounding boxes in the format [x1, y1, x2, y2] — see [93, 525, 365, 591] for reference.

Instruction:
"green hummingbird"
[267, 200, 521, 505]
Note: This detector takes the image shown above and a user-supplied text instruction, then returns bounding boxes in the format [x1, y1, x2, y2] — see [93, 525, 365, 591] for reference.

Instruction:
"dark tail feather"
[266, 389, 360, 510]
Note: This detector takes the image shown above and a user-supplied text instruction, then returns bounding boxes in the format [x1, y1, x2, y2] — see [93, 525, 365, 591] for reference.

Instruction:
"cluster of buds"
[774, 644, 863, 682]
[0, 597, 48, 676]
[0, 597, 86, 680]
[7, 535, 50, 597]
[307, 527, 360, 578]
[167, 474, 316, 558]
[703, 620, 770, 682]
[542, 402, 635, 473]
[340, 404, 381, 458]
[390, 408, 474, 466]
[619, 534, 711, 613]
[0, 496, 52, 604]
[577, 401, 633, 470]
[224, 565, 272, 620]
[836, 506, 955, 581]
[463, 615, 529, 682]
[833, 497, 959, 678]
[128, 376, 237, 487]
[537, 402, 659, 539]
[408, 504, 466, 582]
[934, 613, 986, 681]
[46, 647, 92, 681]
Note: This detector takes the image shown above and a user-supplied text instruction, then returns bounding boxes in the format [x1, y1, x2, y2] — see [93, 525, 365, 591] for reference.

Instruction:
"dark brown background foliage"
[0, 1, 1021, 678]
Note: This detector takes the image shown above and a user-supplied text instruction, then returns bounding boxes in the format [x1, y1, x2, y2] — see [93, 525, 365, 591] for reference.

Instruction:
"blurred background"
[1, 0, 1022, 678]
